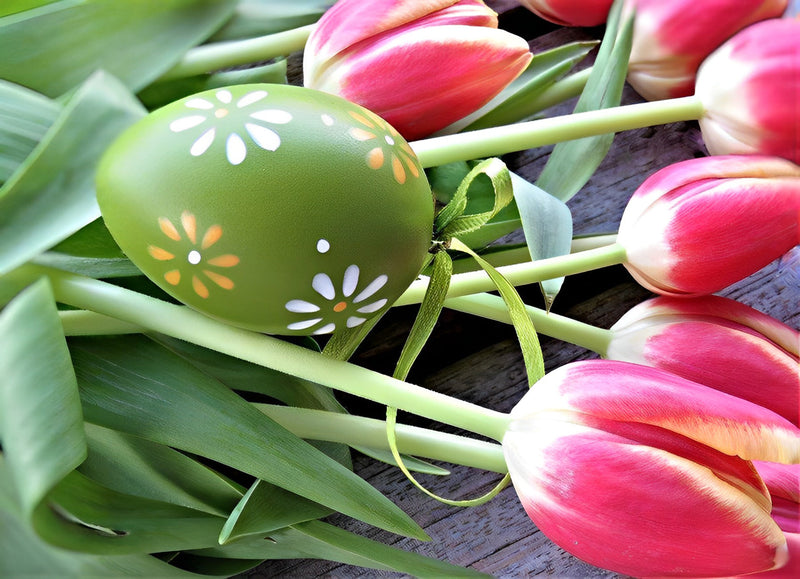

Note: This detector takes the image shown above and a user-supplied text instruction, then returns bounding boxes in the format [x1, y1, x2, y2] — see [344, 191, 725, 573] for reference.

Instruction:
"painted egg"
[96, 84, 434, 335]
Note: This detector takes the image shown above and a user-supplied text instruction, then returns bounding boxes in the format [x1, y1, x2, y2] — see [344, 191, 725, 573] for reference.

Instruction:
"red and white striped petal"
[504, 413, 786, 577]
[511, 360, 800, 464]
[608, 296, 800, 425]
[618, 156, 800, 296]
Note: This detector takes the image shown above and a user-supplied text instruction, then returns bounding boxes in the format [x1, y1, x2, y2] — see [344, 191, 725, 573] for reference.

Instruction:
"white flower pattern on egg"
[168, 89, 293, 165]
[285, 263, 389, 335]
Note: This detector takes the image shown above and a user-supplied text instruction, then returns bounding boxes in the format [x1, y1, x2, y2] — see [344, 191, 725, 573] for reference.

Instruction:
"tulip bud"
[617, 155, 800, 297]
[696, 17, 800, 164]
[625, 0, 788, 101]
[503, 359, 799, 577]
[607, 295, 800, 426]
[303, 0, 532, 139]
[515, 0, 613, 27]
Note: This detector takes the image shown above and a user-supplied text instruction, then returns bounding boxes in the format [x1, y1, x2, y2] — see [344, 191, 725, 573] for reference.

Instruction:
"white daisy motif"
[285, 265, 389, 334]
[168, 89, 292, 166]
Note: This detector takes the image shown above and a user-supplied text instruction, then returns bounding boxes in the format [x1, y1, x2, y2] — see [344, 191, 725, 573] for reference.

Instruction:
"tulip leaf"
[50, 218, 126, 259]
[0, 80, 60, 185]
[70, 334, 427, 540]
[0, 0, 238, 98]
[0, 464, 202, 578]
[138, 59, 288, 111]
[536, 0, 634, 202]
[0, 278, 86, 518]
[192, 520, 489, 577]
[0, 72, 146, 276]
[513, 175, 573, 308]
[459, 40, 599, 132]
[209, 0, 332, 41]
[219, 479, 331, 544]
[81, 423, 244, 518]
[156, 334, 448, 474]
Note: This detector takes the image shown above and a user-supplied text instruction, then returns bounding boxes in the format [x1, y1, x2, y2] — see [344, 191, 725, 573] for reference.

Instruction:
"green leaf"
[0, 71, 146, 276]
[157, 334, 444, 474]
[138, 59, 288, 111]
[209, 0, 331, 41]
[81, 423, 244, 518]
[536, 0, 634, 202]
[0, 80, 60, 185]
[32, 469, 226, 555]
[70, 334, 427, 540]
[153, 334, 345, 412]
[219, 479, 330, 543]
[0, 0, 238, 97]
[51, 217, 126, 259]
[32, 253, 142, 279]
[0, 278, 86, 517]
[0, 465, 206, 578]
[513, 175, 573, 307]
[193, 520, 489, 577]
[460, 41, 599, 132]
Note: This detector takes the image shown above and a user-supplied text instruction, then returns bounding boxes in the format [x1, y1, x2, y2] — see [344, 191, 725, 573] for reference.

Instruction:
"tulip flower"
[695, 17, 800, 163]
[404, 155, 800, 306]
[503, 359, 800, 577]
[617, 155, 800, 296]
[607, 295, 800, 426]
[625, 0, 788, 101]
[303, 0, 532, 139]
[515, 0, 613, 27]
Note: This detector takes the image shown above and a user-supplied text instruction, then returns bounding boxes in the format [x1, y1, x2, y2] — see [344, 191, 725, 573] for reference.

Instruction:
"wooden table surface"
[243, 1, 799, 576]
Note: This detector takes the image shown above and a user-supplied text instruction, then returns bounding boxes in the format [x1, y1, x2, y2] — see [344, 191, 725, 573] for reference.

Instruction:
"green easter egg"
[96, 84, 434, 335]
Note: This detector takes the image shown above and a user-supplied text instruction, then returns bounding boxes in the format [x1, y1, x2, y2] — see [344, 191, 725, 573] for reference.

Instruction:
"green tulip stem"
[256, 404, 508, 474]
[42, 267, 512, 442]
[158, 24, 315, 82]
[445, 293, 613, 357]
[394, 242, 628, 307]
[411, 95, 706, 168]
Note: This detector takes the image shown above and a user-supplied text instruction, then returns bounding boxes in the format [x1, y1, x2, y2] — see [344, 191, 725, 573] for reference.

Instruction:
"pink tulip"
[515, 0, 613, 27]
[503, 359, 800, 577]
[625, 0, 788, 101]
[303, 0, 532, 139]
[607, 295, 800, 426]
[617, 155, 800, 296]
[736, 462, 800, 578]
[696, 17, 800, 164]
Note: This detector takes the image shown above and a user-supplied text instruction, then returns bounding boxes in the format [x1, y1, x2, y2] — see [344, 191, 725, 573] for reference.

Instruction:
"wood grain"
[241, 1, 799, 576]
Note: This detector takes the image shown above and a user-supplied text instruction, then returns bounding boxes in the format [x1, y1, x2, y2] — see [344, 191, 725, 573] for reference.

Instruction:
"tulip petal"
[512, 360, 800, 464]
[304, 0, 495, 83]
[621, 155, 800, 226]
[612, 295, 800, 357]
[696, 18, 800, 163]
[504, 416, 785, 577]
[312, 25, 531, 139]
[626, 0, 788, 100]
[608, 298, 800, 426]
